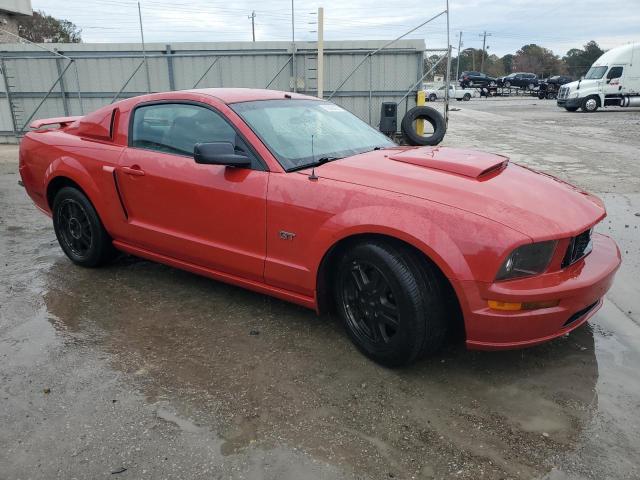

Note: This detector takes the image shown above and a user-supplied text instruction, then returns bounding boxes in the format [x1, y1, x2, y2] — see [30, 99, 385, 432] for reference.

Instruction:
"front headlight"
[496, 241, 557, 281]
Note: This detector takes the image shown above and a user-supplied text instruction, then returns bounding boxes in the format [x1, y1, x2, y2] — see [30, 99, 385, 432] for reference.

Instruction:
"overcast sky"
[31, 0, 640, 56]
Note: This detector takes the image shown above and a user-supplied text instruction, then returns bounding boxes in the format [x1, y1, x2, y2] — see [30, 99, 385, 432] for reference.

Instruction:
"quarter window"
[130, 103, 258, 167]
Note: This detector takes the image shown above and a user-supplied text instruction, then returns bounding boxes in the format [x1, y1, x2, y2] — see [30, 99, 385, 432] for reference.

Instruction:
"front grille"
[562, 229, 593, 268]
[563, 300, 599, 327]
[558, 86, 569, 100]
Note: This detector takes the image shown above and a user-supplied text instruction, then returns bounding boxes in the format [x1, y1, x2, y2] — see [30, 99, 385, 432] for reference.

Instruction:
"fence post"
[368, 54, 373, 125]
[166, 44, 175, 90]
[0, 57, 18, 137]
[55, 57, 70, 116]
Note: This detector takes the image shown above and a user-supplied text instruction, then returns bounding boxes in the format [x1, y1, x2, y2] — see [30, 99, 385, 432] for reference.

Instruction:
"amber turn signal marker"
[488, 300, 559, 311]
[487, 300, 522, 311]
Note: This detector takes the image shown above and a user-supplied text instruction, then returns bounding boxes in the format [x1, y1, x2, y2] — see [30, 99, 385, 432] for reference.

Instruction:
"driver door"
[116, 102, 268, 282]
[604, 66, 624, 96]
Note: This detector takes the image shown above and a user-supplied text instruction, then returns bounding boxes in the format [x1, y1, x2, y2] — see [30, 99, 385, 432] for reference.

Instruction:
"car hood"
[563, 79, 597, 91]
[303, 146, 605, 240]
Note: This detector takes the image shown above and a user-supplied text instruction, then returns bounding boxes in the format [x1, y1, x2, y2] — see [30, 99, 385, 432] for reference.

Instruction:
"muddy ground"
[1, 97, 639, 479]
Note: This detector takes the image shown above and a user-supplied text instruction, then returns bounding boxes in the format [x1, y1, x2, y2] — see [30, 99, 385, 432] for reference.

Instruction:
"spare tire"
[401, 106, 446, 146]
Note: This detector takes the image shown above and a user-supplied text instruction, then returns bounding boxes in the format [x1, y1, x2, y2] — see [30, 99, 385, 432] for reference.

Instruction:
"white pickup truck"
[423, 84, 476, 102]
[557, 42, 640, 112]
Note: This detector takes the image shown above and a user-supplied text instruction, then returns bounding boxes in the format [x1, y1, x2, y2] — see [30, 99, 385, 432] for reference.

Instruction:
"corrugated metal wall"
[0, 40, 424, 142]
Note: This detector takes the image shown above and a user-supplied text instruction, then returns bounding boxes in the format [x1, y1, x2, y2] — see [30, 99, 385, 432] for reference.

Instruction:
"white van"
[557, 43, 640, 112]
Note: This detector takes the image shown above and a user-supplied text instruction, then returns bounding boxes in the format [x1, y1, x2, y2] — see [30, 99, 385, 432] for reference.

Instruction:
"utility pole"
[317, 7, 324, 98]
[291, 0, 296, 92]
[138, 1, 151, 93]
[455, 31, 463, 81]
[248, 11, 256, 42]
[479, 31, 492, 72]
[443, 0, 451, 126]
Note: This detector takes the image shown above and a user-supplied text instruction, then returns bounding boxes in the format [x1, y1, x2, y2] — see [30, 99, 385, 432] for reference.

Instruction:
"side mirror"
[194, 142, 251, 168]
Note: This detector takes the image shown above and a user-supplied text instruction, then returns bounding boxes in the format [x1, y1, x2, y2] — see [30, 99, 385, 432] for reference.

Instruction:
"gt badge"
[279, 230, 296, 240]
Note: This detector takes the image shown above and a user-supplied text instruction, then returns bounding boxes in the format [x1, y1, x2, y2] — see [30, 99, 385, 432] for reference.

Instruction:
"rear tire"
[334, 241, 447, 367]
[428, 93, 437, 102]
[463, 93, 471, 101]
[52, 187, 116, 267]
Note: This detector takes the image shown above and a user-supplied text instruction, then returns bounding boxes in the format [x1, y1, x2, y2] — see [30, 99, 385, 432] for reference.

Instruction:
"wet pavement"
[1, 98, 640, 479]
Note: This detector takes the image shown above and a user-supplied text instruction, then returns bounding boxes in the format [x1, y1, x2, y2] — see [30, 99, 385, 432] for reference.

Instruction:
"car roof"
[183, 88, 315, 104]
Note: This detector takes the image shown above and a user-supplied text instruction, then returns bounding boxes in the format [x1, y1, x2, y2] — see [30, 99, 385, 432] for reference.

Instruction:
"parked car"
[424, 84, 475, 101]
[497, 72, 539, 89]
[537, 75, 573, 99]
[19, 88, 620, 366]
[458, 71, 497, 88]
[558, 42, 640, 112]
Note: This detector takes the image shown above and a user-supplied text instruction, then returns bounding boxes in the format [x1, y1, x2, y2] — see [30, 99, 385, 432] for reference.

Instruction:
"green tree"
[513, 44, 564, 77]
[501, 54, 514, 74]
[563, 41, 604, 77]
[17, 10, 81, 43]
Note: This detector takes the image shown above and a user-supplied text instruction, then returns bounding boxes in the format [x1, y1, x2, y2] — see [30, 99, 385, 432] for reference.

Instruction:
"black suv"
[497, 72, 538, 89]
[537, 75, 573, 99]
[458, 71, 497, 88]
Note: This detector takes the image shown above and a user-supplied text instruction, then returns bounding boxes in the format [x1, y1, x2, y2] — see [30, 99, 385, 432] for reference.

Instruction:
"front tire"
[564, 106, 579, 112]
[334, 241, 447, 367]
[428, 93, 437, 102]
[52, 187, 116, 267]
[581, 95, 600, 112]
[463, 93, 471, 101]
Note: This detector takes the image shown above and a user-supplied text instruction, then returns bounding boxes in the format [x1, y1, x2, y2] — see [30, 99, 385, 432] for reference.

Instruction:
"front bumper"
[461, 233, 620, 350]
[557, 97, 582, 108]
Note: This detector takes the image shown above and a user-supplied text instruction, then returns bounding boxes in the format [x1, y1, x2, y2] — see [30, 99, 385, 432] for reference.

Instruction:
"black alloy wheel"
[52, 187, 116, 267]
[341, 260, 399, 346]
[56, 198, 93, 258]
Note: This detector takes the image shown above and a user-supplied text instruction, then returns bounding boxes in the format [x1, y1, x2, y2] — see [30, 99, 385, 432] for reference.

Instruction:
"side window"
[130, 103, 261, 168]
[607, 66, 623, 80]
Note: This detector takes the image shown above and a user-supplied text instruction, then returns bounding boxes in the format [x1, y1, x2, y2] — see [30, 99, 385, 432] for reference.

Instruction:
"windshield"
[231, 99, 395, 171]
[584, 66, 607, 79]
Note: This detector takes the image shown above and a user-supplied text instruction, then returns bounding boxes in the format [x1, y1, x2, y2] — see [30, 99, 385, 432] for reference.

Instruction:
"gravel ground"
[1, 97, 639, 479]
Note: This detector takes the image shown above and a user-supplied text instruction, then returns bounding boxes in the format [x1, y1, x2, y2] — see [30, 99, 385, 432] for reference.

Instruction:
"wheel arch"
[44, 157, 106, 216]
[46, 176, 90, 210]
[315, 232, 466, 340]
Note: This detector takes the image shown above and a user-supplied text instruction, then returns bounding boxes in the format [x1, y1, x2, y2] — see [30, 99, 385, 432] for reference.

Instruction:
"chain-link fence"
[0, 40, 427, 143]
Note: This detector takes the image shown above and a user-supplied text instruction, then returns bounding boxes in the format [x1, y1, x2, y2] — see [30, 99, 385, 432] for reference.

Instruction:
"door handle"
[121, 165, 145, 176]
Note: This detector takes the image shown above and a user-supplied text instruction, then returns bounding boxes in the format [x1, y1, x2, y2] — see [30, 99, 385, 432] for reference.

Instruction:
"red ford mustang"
[19, 88, 621, 366]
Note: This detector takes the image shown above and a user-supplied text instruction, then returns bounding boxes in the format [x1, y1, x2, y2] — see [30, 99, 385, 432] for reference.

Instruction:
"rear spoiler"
[29, 116, 82, 130]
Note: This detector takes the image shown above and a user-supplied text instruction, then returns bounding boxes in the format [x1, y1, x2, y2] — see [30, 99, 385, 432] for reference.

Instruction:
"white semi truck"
[557, 43, 640, 112]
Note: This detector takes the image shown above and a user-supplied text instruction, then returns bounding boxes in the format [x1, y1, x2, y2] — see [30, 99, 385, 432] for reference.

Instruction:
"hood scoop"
[389, 147, 509, 179]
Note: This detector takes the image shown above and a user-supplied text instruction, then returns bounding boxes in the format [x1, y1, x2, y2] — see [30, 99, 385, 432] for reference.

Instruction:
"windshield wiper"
[288, 156, 343, 172]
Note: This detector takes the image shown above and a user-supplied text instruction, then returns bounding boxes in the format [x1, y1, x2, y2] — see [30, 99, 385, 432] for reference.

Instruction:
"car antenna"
[308, 134, 318, 181]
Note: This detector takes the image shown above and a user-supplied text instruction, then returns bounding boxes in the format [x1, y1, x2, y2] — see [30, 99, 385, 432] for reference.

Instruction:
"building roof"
[0, 0, 32, 16]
